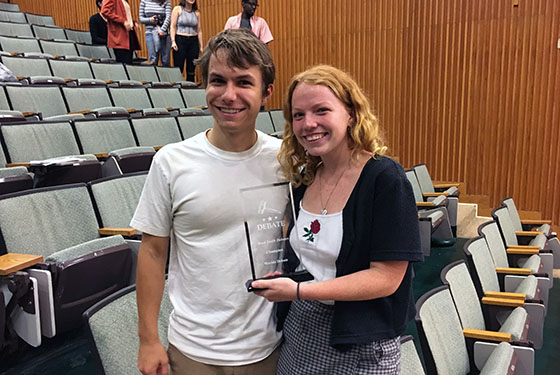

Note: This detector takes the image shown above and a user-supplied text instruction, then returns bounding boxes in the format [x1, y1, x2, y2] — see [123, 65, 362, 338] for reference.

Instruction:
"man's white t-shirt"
[131, 130, 283, 366]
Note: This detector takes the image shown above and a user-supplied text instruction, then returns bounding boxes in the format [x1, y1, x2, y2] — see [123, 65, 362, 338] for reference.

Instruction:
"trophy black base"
[246, 270, 314, 292]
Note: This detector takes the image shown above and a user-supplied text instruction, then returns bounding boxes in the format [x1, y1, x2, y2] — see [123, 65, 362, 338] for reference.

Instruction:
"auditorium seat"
[464, 236, 549, 315]
[5, 85, 67, 119]
[131, 115, 182, 148]
[83, 283, 172, 374]
[147, 86, 186, 111]
[269, 109, 285, 134]
[155, 65, 197, 87]
[64, 29, 92, 45]
[0, 35, 41, 54]
[76, 43, 112, 60]
[61, 85, 115, 114]
[0, 10, 26, 23]
[48, 58, 95, 81]
[108, 86, 152, 112]
[0, 184, 133, 333]
[73, 118, 138, 156]
[103, 147, 155, 176]
[415, 285, 534, 375]
[400, 336, 425, 375]
[441, 260, 543, 349]
[90, 61, 128, 82]
[255, 111, 274, 134]
[181, 87, 206, 107]
[0, 20, 33, 37]
[0, 139, 33, 195]
[0, 54, 52, 79]
[39, 39, 79, 58]
[124, 63, 159, 84]
[176, 113, 213, 139]
[24, 13, 55, 26]
[32, 24, 67, 40]
[0, 3, 20, 12]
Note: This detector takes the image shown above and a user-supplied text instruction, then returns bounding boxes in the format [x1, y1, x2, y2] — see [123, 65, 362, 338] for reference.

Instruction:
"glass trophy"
[240, 181, 313, 292]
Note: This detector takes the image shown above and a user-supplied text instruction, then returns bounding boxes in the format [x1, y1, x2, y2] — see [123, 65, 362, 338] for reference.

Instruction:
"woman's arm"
[161, 1, 172, 33]
[170, 6, 180, 51]
[253, 260, 409, 302]
[138, 0, 152, 25]
[196, 10, 203, 52]
[101, 0, 127, 25]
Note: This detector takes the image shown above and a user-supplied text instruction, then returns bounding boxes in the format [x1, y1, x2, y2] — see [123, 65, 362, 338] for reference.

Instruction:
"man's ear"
[261, 84, 274, 105]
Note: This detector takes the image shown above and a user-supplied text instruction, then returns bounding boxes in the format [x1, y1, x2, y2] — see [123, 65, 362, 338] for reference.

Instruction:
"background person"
[139, 0, 172, 66]
[252, 65, 424, 374]
[89, 0, 107, 45]
[224, 0, 273, 44]
[170, 0, 202, 82]
[133, 29, 282, 375]
[102, 0, 141, 64]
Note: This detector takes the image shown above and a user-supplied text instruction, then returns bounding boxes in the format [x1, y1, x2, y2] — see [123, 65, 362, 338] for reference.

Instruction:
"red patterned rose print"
[303, 219, 321, 242]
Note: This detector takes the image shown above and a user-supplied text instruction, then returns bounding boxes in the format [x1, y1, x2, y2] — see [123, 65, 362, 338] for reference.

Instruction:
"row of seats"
[0, 9, 54, 26]
[0, 172, 148, 350]
[0, 21, 88, 42]
[0, 54, 194, 87]
[0, 84, 206, 119]
[406, 197, 558, 374]
[0, 2, 19, 13]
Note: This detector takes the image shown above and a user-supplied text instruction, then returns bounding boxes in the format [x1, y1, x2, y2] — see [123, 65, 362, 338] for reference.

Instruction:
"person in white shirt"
[133, 28, 282, 375]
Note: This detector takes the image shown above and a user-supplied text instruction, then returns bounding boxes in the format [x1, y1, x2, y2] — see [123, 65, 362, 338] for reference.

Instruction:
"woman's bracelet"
[296, 282, 301, 301]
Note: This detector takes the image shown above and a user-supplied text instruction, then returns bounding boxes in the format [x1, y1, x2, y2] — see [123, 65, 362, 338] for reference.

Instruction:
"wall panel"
[12, 0, 560, 224]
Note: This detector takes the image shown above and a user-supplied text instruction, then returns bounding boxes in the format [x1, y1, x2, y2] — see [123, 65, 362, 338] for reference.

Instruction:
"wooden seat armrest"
[463, 328, 511, 342]
[22, 111, 38, 117]
[521, 219, 552, 225]
[507, 247, 540, 255]
[68, 109, 92, 115]
[416, 202, 434, 207]
[127, 108, 139, 113]
[507, 245, 540, 250]
[423, 192, 447, 197]
[154, 146, 163, 151]
[432, 182, 460, 189]
[5, 162, 30, 168]
[94, 152, 109, 159]
[98, 228, 137, 236]
[495, 267, 532, 275]
[0, 253, 44, 276]
[105, 80, 114, 84]
[515, 230, 544, 237]
[482, 296, 525, 307]
[484, 291, 526, 300]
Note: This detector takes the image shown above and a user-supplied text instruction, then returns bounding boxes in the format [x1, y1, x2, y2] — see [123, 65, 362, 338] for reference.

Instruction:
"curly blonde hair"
[278, 65, 387, 187]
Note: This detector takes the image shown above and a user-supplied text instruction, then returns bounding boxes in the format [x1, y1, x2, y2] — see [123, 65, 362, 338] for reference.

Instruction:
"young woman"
[139, 0, 172, 66]
[101, 0, 140, 64]
[170, 0, 202, 82]
[252, 65, 423, 374]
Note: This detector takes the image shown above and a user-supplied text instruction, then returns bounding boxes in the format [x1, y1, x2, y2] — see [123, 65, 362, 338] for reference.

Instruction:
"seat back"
[109, 87, 152, 110]
[49, 59, 93, 80]
[89, 172, 147, 228]
[39, 39, 78, 58]
[74, 118, 137, 154]
[0, 121, 81, 163]
[0, 3, 20, 12]
[181, 88, 206, 107]
[501, 197, 523, 232]
[0, 20, 33, 37]
[147, 87, 185, 109]
[405, 170, 424, 202]
[0, 35, 41, 54]
[25, 13, 55, 26]
[412, 164, 435, 194]
[400, 336, 426, 375]
[0, 184, 101, 257]
[463, 236, 501, 296]
[32, 25, 67, 40]
[125, 64, 159, 83]
[6, 85, 67, 118]
[62, 86, 113, 113]
[91, 61, 128, 81]
[440, 260, 486, 331]
[85, 283, 172, 375]
[176, 114, 213, 139]
[269, 109, 285, 133]
[76, 44, 111, 60]
[491, 206, 519, 247]
[155, 66, 184, 83]
[415, 285, 470, 375]
[131, 117, 182, 147]
[255, 111, 274, 134]
[0, 87, 9, 111]
[1, 55, 52, 77]
[65, 29, 92, 45]
[478, 220, 509, 268]
[0, 10, 25, 23]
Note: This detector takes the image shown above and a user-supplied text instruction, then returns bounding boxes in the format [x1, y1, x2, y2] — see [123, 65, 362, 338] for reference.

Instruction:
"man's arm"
[137, 233, 170, 375]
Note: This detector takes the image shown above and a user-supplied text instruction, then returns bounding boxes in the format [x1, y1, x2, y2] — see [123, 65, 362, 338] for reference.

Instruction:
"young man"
[132, 29, 282, 375]
[224, 0, 273, 44]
